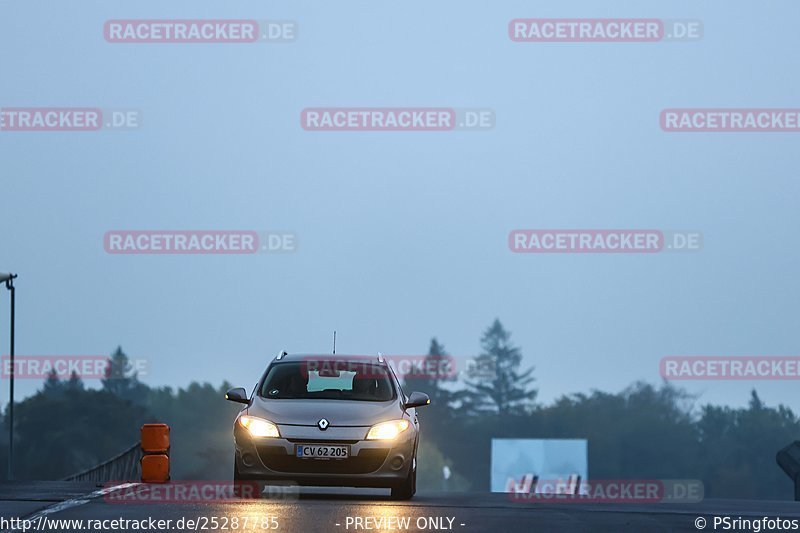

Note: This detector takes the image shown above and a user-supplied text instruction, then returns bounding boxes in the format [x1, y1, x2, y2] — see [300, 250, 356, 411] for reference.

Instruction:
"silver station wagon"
[226, 352, 430, 500]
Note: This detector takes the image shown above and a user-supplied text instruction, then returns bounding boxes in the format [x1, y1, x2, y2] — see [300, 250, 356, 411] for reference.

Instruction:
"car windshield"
[260, 361, 395, 401]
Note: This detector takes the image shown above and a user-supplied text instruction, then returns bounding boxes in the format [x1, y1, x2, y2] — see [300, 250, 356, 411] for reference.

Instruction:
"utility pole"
[1, 273, 17, 480]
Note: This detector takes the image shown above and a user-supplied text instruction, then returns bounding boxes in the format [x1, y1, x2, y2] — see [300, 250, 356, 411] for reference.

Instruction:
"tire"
[390, 466, 416, 500]
[233, 455, 248, 498]
[233, 455, 241, 481]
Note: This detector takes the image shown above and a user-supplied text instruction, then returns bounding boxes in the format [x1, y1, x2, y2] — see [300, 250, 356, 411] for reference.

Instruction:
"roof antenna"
[332, 331, 336, 354]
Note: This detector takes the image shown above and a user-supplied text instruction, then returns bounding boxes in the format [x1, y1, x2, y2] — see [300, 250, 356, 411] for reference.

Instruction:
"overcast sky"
[1, 0, 799, 412]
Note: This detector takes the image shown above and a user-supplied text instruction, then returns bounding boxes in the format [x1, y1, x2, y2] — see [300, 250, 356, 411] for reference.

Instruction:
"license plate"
[295, 444, 349, 459]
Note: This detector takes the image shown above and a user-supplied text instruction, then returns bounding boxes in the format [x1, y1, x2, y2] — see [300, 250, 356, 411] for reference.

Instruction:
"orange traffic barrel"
[141, 424, 170, 454]
[141, 423, 170, 483]
[141, 455, 170, 483]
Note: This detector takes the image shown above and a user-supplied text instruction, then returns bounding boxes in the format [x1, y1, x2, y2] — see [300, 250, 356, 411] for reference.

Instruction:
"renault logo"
[317, 418, 329, 430]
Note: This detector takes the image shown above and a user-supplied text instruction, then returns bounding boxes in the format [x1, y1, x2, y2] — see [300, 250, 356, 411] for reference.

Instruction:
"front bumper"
[234, 423, 416, 488]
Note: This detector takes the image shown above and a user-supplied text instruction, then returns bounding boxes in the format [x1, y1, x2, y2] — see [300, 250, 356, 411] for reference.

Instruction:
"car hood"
[248, 396, 402, 426]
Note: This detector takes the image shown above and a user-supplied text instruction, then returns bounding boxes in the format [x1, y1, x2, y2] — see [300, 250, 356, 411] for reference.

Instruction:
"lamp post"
[0, 273, 17, 480]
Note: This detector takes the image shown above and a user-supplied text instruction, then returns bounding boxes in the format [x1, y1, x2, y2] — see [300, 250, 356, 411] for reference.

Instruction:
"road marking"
[1, 483, 140, 533]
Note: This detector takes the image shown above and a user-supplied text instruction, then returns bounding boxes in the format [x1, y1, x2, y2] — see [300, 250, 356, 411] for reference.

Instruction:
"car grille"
[256, 445, 389, 474]
[288, 438, 360, 445]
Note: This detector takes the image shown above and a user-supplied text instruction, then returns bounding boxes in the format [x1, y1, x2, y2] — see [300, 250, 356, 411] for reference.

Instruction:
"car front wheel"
[233, 455, 241, 481]
[390, 466, 416, 500]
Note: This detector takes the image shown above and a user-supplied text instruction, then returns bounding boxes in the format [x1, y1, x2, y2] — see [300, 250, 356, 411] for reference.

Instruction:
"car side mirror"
[404, 392, 430, 409]
[225, 387, 249, 404]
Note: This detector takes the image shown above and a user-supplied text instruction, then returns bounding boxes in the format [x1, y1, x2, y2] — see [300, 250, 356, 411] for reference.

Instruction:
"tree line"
[0, 324, 797, 500]
[409, 320, 799, 499]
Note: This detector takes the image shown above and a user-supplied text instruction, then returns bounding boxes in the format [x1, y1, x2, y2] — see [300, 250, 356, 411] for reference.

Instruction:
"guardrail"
[63, 442, 142, 482]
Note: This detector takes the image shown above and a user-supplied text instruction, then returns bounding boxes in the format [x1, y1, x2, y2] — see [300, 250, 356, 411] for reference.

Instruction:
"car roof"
[274, 353, 387, 364]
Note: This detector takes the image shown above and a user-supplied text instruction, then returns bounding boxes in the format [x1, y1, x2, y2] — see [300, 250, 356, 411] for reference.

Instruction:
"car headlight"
[239, 415, 280, 438]
[366, 419, 410, 440]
